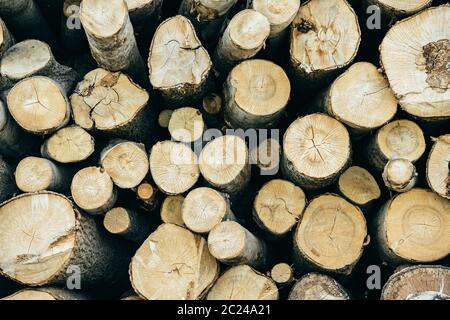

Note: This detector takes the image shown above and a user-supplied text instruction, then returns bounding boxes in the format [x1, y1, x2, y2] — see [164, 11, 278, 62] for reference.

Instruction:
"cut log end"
[252, 0, 300, 38]
[15, 157, 58, 193]
[160, 195, 185, 226]
[168, 107, 205, 144]
[382, 159, 418, 193]
[270, 263, 294, 286]
[337, 166, 381, 206]
[103, 207, 132, 235]
[288, 273, 350, 300]
[427, 135, 450, 199]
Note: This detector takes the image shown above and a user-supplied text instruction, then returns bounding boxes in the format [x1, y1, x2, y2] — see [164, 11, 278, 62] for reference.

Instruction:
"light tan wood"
[382, 159, 418, 193]
[288, 273, 350, 300]
[160, 195, 185, 227]
[337, 166, 381, 208]
[2, 287, 92, 300]
[136, 182, 160, 212]
[364, 0, 432, 27]
[103, 207, 151, 242]
[168, 107, 206, 144]
[270, 263, 294, 286]
[427, 135, 450, 199]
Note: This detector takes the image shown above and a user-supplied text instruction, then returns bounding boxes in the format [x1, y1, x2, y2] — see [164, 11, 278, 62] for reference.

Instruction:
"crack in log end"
[420, 39, 450, 92]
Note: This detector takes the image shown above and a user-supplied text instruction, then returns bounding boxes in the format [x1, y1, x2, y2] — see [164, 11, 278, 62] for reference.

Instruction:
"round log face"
[427, 135, 450, 199]
[338, 166, 381, 206]
[288, 273, 349, 300]
[378, 0, 432, 14]
[253, 0, 300, 37]
[227, 10, 270, 50]
[15, 157, 54, 193]
[80, 0, 127, 38]
[2, 290, 57, 300]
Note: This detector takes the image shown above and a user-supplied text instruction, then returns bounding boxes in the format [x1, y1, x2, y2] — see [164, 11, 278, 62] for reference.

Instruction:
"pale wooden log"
[380, 5, 450, 126]
[381, 265, 450, 300]
[130, 223, 220, 300]
[103, 207, 152, 243]
[374, 188, 450, 266]
[270, 263, 294, 287]
[160, 195, 185, 227]
[71, 166, 118, 215]
[135, 182, 160, 212]
[207, 265, 278, 300]
[80, 0, 146, 85]
[149, 140, 200, 195]
[7, 76, 71, 135]
[182, 187, 236, 234]
[290, 0, 361, 90]
[41, 125, 95, 164]
[208, 221, 267, 268]
[199, 135, 251, 195]
[71, 68, 156, 144]
[3, 287, 92, 300]
[168, 107, 206, 146]
[0, 17, 14, 58]
[288, 273, 350, 300]
[426, 135, 450, 200]
[148, 15, 212, 106]
[0, 156, 16, 203]
[367, 119, 426, 172]
[224, 59, 291, 129]
[382, 159, 418, 193]
[293, 194, 368, 276]
[282, 113, 351, 190]
[0, 192, 132, 289]
[253, 179, 306, 238]
[213, 9, 270, 75]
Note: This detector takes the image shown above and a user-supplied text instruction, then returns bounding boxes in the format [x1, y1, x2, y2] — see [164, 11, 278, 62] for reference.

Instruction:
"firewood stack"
[0, 0, 449, 301]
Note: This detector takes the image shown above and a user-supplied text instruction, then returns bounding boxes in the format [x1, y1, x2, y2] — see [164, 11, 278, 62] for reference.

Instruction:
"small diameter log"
[282, 114, 351, 190]
[178, 0, 238, 43]
[71, 167, 117, 215]
[336, 166, 381, 211]
[7, 76, 71, 135]
[381, 265, 450, 300]
[148, 15, 212, 106]
[130, 223, 220, 300]
[182, 187, 235, 234]
[224, 59, 291, 129]
[158, 109, 173, 128]
[0, 17, 14, 57]
[367, 119, 426, 172]
[202, 93, 223, 128]
[213, 9, 270, 75]
[288, 273, 350, 300]
[199, 135, 251, 195]
[427, 135, 450, 199]
[61, 0, 88, 52]
[15, 157, 72, 194]
[310, 62, 397, 138]
[3, 287, 92, 300]
[71, 68, 156, 144]
[382, 159, 418, 193]
[79, 0, 146, 85]
[0, 40, 78, 94]
[135, 182, 160, 212]
[294, 194, 368, 276]
[270, 263, 294, 287]
[207, 265, 279, 300]
[100, 140, 149, 189]
[168, 107, 206, 146]
[250, 137, 281, 176]
[0, 192, 131, 289]
[41, 125, 95, 164]
[375, 188, 450, 266]
[290, 0, 361, 90]
[253, 179, 306, 238]
[160, 195, 185, 227]
[103, 207, 151, 243]
[149, 140, 200, 195]
[0, 156, 16, 203]
[208, 221, 267, 268]
[380, 5, 450, 125]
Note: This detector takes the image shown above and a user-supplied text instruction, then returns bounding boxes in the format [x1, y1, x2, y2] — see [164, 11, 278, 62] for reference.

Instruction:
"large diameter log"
[0, 40, 78, 93]
[182, 187, 235, 234]
[375, 188, 450, 265]
[382, 158, 418, 193]
[168, 107, 206, 146]
[207, 265, 278, 300]
[290, 0, 361, 90]
[213, 9, 270, 75]
[288, 273, 350, 300]
[130, 223, 220, 300]
[160, 195, 185, 227]
[253, 179, 306, 238]
[0, 192, 131, 289]
[71, 167, 117, 215]
[103, 207, 151, 243]
[293, 194, 368, 276]
[3, 287, 92, 300]
[150, 141, 200, 195]
[310, 62, 398, 138]
[100, 140, 149, 189]
[208, 221, 267, 268]
[282, 113, 352, 190]
[427, 135, 450, 199]
[41, 125, 95, 164]
[80, 0, 146, 85]
[224, 59, 291, 129]
[71, 68, 156, 144]
[7, 76, 71, 135]
[381, 265, 450, 300]
[148, 15, 212, 106]
[0, 156, 16, 203]
[367, 119, 426, 172]
[380, 5, 450, 125]
[0, 17, 14, 57]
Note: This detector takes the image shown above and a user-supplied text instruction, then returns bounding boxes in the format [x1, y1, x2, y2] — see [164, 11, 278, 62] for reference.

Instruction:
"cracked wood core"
[130, 223, 219, 300]
[290, 0, 360, 73]
[7, 76, 70, 134]
[380, 5, 450, 121]
[253, 0, 300, 38]
[427, 135, 450, 199]
[80, 0, 127, 38]
[253, 179, 306, 237]
[381, 189, 450, 262]
[207, 265, 278, 300]
[0, 193, 76, 286]
[295, 194, 367, 271]
[289, 273, 349, 300]
[168, 107, 205, 143]
[338, 166, 380, 206]
[15, 157, 55, 193]
[149, 141, 200, 195]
